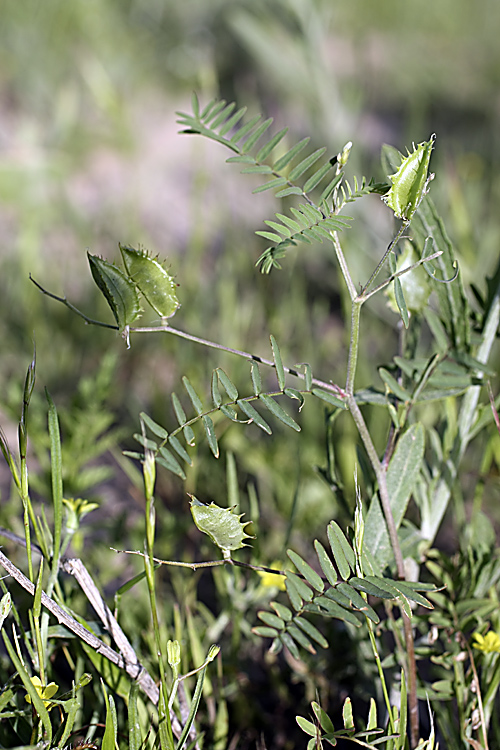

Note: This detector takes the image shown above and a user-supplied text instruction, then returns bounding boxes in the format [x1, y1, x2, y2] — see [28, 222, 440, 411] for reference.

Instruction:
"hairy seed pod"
[87, 252, 142, 333]
[119, 244, 180, 319]
[189, 495, 254, 554]
[383, 134, 435, 222]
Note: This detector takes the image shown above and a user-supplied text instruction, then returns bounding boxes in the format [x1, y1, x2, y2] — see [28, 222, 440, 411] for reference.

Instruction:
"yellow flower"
[257, 561, 286, 591]
[472, 630, 500, 654]
[25, 676, 58, 709]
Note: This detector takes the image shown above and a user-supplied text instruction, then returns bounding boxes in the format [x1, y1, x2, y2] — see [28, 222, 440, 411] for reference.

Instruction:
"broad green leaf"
[182, 376, 204, 415]
[257, 611, 285, 630]
[288, 147, 326, 181]
[256, 127, 288, 161]
[296, 716, 318, 737]
[343, 697, 354, 730]
[167, 435, 191, 465]
[336, 582, 379, 623]
[211, 370, 222, 408]
[253, 626, 279, 638]
[251, 362, 262, 394]
[272, 138, 310, 171]
[312, 388, 346, 409]
[303, 160, 334, 194]
[312, 702, 335, 733]
[295, 617, 328, 648]
[364, 424, 425, 568]
[216, 368, 238, 400]
[202, 415, 219, 457]
[327, 522, 354, 579]
[378, 369, 411, 401]
[271, 602, 293, 621]
[171, 393, 196, 446]
[284, 388, 305, 411]
[287, 550, 324, 592]
[286, 571, 313, 602]
[287, 623, 316, 653]
[237, 400, 272, 434]
[285, 577, 303, 611]
[140, 412, 169, 439]
[270, 335, 285, 390]
[158, 447, 186, 480]
[311, 596, 362, 627]
[279, 631, 300, 660]
[314, 540, 338, 586]
[259, 394, 300, 431]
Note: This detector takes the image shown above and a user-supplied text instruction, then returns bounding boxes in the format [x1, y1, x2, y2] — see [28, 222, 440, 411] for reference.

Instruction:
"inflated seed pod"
[383, 134, 435, 222]
[87, 252, 142, 332]
[119, 243, 180, 319]
[189, 495, 254, 555]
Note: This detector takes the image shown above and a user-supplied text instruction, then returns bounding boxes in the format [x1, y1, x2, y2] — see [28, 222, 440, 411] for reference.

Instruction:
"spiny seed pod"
[87, 253, 142, 333]
[189, 495, 254, 555]
[383, 134, 435, 222]
[119, 243, 180, 319]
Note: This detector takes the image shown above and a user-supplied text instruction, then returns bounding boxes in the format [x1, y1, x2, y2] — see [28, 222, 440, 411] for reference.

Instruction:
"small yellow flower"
[25, 676, 58, 710]
[472, 631, 500, 654]
[257, 561, 286, 591]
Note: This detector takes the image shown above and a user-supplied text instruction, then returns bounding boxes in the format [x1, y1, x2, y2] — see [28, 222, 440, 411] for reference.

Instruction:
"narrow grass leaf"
[217, 368, 239, 400]
[287, 550, 324, 592]
[237, 400, 272, 434]
[182, 376, 204, 415]
[128, 682, 142, 750]
[158, 447, 186, 480]
[270, 335, 286, 390]
[314, 540, 337, 586]
[2, 631, 52, 743]
[295, 617, 328, 648]
[101, 687, 118, 750]
[202, 416, 219, 457]
[259, 394, 300, 431]
[46, 389, 63, 568]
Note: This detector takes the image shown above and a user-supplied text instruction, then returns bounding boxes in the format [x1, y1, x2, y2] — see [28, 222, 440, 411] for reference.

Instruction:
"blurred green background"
[1, 0, 499, 745]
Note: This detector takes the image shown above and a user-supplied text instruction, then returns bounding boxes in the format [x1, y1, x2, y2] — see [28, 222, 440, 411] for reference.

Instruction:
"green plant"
[1, 94, 500, 749]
